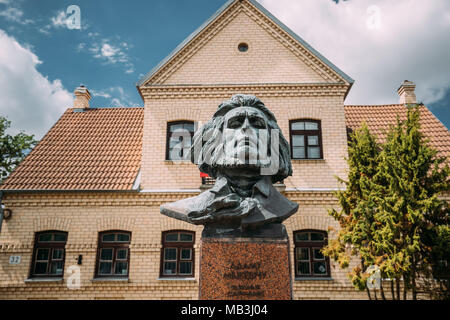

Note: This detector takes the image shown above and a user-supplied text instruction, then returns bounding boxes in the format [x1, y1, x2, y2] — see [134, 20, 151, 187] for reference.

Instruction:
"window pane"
[179, 233, 193, 242]
[183, 123, 194, 132]
[116, 249, 128, 260]
[169, 147, 183, 160]
[117, 234, 130, 242]
[34, 262, 48, 274]
[169, 124, 184, 132]
[296, 248, 309, 261]
[102, 234, 115, 242]
[313, 262, 327, 275]
[52, 249, 64, 260]
[308, 147, 321, 159]
[36, 248, 50, 261]
[179, 262, 192, 275]
[311, 232, 325, 241]
[99, 262, 112, 275]
[292, 135, 304, 147]
[305, 122, 318, 130]
[164, 248, 177, 261]
[114, 262, 128, 275]
[183, 137, 192, 148]
[165, 233, 178, 242]
[163, 262, 177, 275]
[181, 148, 191, 160]
[308, 135, 319, 146]
[38, 233, 52, 242]
[297, 262, 310, 275]
[293, 147, 305, 159]
[50, 261, 64, 275]
[101, 248, 113, 261]
[295, 232, 309, 241]
[54, 233, 67, 242]
[313, 248, 325, 260]
[181, 248, 192, 260]
[291, 122, 305, 130]
[169, 136, 181, 148]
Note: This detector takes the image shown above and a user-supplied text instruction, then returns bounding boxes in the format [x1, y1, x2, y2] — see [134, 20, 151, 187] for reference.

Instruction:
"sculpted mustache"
[234, 136, 259, 147]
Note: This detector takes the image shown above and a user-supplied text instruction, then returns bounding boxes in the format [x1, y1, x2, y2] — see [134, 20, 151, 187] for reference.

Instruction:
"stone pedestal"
[199, 224, 292, 300]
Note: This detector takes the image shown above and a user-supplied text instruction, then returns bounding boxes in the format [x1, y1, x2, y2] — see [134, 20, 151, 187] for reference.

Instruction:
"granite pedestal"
[199, 224, 292, 300]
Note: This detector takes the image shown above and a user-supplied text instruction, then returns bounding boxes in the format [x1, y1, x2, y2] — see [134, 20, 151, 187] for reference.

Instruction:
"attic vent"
[238, 43, 248, 52]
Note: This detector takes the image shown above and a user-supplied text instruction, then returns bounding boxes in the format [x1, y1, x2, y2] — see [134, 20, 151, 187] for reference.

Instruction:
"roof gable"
[137, 0, 353, 87]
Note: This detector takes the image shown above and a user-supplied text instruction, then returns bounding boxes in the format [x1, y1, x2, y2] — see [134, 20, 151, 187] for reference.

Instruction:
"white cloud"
[40, 9, 87, 34]
[91, 86, 138, 107]
[50, 10, 69, 28]
[80, 36, 135, 74]
[0, 7, 33, 24]
[0, 29, 73, 139]
[101, 43, 118, 58]
[258, 0, 450, 106]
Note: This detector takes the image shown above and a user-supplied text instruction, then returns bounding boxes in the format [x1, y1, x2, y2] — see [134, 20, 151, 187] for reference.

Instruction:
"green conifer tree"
[324, 106, 449, 300]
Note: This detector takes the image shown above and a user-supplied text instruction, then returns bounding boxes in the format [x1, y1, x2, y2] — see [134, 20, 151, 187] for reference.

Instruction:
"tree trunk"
[403, 274, 408, 300]
[390, 279, 395, 300]
[411, 256, 417, 300]
[380, 280, 386, 300]
[366, 286, 372, 300]
[396, 277, 401, 300]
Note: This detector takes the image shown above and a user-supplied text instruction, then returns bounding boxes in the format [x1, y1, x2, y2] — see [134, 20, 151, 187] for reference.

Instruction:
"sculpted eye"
[251, 118, 266, 129]
[228, 118, 243, 128]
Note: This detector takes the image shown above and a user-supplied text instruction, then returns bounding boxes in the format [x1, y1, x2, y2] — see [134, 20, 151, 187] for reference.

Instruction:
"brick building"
[0, 0, 449, 299]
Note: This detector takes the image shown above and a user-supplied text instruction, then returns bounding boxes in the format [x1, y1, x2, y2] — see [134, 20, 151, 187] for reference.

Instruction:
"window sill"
[91, 277, 129, 282]
[291, 159, 325, 163]
[295, 277, 333, 281]
[164, 160, 193, 165]
[157, 277, 197, 282]
[25, 277, 64, 283]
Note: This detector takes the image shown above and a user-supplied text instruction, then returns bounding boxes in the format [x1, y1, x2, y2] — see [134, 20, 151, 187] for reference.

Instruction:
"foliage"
[0, 116, 37, 184]
[323, 106, 450, 300]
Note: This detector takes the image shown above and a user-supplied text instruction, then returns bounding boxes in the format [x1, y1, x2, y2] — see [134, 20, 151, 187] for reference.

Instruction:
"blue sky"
[0, 0, 449, 138]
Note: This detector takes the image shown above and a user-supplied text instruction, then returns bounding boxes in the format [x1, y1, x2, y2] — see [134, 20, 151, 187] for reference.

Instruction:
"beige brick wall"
[162, 10, 326, 85]
[0, 0, 357, 300]
[0, 192, 368, 300]
[140, 92, 348, 191]
[0, 193, 203, 300]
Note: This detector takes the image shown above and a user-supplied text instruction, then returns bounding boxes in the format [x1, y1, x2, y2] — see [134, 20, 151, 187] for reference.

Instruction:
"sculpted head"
[191, 94, 292, 183]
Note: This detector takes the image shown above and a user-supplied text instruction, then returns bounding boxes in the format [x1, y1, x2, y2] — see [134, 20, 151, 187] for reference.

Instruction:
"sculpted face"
[222, 106, 268, 166]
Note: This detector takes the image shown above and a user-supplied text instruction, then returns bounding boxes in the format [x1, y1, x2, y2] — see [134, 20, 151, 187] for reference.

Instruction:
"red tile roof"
[1, 104, 448, 191]
[345, 104, 450, 161]
[0, 107, 144, 191]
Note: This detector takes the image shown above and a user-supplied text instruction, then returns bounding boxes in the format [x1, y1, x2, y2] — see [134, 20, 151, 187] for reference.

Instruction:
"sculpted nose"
[242, 117, 250, 131]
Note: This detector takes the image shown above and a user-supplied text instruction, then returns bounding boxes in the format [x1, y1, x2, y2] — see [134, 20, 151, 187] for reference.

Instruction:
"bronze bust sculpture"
[160, 94, 298, 236]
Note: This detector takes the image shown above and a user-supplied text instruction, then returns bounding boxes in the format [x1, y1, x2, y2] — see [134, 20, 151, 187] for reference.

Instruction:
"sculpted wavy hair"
[191, 94, 292, 183]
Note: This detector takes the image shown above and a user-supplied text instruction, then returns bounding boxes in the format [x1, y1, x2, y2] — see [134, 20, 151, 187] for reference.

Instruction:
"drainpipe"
[0, 191, 4, 233]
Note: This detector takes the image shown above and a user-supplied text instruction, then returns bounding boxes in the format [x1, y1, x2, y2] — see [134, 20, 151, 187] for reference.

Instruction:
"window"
[30, 231, 68, 278]
[166, 121, 195, 160]
[289, 120, 323, 159]
[160, 231, 195, 277]
[95, 231, 131, 278]
[294, 230, 330, 278]
[238, 43, 249, 52]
